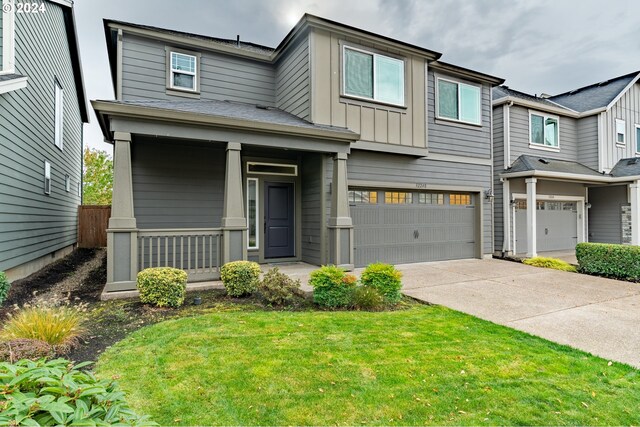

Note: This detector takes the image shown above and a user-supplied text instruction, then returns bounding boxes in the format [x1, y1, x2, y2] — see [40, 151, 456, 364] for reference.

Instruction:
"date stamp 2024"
[3, 2, 47, 14]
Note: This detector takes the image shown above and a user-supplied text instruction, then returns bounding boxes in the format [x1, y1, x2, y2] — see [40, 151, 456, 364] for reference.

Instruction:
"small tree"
[83, 147, 113, 205]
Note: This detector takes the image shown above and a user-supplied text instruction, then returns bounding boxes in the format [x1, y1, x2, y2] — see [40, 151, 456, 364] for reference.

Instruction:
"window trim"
[64, 174, 70, 192]
[246, 178, 259, 250]
[1, 0, 16, 74]
[54, 79, 64, 150]
[165, 47, 201, 96]
[435, 76, 482, 126]
[528, 110, 560, 152]
[44, 161, 51, 195]
[616, 119, 626, 146]
[341, 44, 406, 107]
[635, 124, 640, 154]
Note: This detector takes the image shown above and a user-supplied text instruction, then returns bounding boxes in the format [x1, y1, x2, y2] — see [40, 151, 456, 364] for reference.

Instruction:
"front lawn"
[96, 305, 640, 426]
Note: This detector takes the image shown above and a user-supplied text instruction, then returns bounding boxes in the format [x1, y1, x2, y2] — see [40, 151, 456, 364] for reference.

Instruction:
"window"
[343, 46, 405, 106]
[247, 162, 298, 176]
[169, 51, 197, 91]
[64, 174, 70, 192]
[348, 190, 378, 204]
[418, 193, 444, 205]
[530, 113, 559, 148]
[616, 119, 626, 145]
[44, 161, 51, 195]
[437, 78, 481, 125]
[77, 181, 82, 197]
[247, 178, 258, 250]
[636, 125, 640, 153]
[384, 192, 412, 204]
[450, 193, 472, 205]
[54, 80, 63, 150]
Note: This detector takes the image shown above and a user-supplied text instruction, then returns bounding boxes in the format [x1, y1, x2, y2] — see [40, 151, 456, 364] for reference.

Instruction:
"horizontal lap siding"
[588, 185, 627, 244]
[122, 34, 276, 105]
[276, 36, 310, 120]
[301, 153, 322, 265]
[0, 3, 83, 271]
[131, 139, 225, 229]
[577, 115, 599, 170]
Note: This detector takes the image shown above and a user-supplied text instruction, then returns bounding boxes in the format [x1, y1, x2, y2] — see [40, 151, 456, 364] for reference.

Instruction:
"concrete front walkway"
[399, 258, 640, 368]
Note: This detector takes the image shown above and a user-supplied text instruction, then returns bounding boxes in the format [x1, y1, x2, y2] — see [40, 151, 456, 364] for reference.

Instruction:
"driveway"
[398, 258, 640, 368]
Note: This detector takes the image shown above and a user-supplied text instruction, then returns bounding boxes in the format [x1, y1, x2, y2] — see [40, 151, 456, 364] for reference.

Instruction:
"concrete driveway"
[398, 258, 640, 368]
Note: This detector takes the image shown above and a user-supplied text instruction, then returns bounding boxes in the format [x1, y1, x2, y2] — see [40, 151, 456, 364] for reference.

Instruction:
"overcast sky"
[74, 0, 640, 152]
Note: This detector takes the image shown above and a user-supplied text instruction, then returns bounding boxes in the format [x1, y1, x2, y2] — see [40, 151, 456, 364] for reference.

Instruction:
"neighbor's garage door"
[515, 200, 578, 254]
[350, 189, 477, 267]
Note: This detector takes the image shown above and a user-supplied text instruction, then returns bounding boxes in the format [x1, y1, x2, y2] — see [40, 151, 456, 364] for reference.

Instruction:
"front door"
[264, 182, 295, 258]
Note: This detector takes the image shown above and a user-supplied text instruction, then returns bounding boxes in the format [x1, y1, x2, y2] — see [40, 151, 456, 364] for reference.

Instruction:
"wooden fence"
[78, 205, 111, 248]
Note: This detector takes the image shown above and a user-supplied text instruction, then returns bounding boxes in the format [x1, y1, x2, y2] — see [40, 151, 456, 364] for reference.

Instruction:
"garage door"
[350, 190, 477, 267]
[515, 200, 578, 254]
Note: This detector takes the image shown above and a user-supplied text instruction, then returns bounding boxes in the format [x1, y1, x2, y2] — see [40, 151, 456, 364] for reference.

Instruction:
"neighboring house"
[93, 14, 504, 293]
[493, 70, 640, 257]
[0, 0, 88, 280]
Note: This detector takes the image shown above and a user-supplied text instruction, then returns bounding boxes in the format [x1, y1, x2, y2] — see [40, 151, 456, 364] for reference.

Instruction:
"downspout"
[489, 86, 494, 259]
[501, 101, 513, 254]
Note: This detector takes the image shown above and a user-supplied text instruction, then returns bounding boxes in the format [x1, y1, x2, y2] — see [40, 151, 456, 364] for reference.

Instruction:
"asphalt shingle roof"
[549, 71, 639, 112]
[492, 86, 569, 110]
[610, 157, 640, 177]
[506, 155, 605, 176]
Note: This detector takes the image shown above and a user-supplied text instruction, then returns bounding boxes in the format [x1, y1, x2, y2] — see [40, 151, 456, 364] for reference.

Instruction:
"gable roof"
[549, 71, 640, 113]
[506, 155, 604, 177]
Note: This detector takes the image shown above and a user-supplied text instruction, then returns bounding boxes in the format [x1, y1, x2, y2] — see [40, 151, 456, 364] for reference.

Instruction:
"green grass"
[96, 306, 639, 426]
[523, 256, 578, 272]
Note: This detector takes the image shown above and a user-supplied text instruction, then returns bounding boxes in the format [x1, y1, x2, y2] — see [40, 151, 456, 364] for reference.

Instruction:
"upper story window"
[437, 78, 481, 125]
[168, 50, 198, 92]
[636, 125, 640, 153]
[54, 80, 64, 150]
[616, 119, 626, 145]
[530, 112, 559, 149]
[44, 161, 51, 195]
[343, 46, 405, 106]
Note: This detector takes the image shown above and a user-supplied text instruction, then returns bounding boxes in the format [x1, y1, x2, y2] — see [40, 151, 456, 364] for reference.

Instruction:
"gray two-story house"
[493, 71, 640, 258]
[93, 14, 504, 293]
[0, 0, 87, 281]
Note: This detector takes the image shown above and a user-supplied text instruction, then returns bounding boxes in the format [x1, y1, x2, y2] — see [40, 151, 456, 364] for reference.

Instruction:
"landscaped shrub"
[1, 303, 85, 354]
[258, 267, 303, 306]
[576, 242, 640, 280]
[220, 261, 261, 297]
[0, 358, 155, 426]
[523, 257, 577, 272]
[0, 271, 9, 306]
[0, 339, 53, 363]
[350, 286, 384, 310]
[309, 265, 354, 308]
[360, 263, 403, 303]
[137, 267, 187, 308]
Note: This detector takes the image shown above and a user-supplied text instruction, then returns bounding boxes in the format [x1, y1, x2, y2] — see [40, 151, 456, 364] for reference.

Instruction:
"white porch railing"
[137, 228, 222, 281]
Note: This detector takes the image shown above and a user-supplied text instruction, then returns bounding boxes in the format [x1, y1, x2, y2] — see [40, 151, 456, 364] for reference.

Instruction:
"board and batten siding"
[577, 115, 599, 170]
[588, 185, 627, 244]
[427, 70, 492, 158]
[0, 2, 83, 272]
[492, 105, 504, 252]
[131, 138, 225, 229]
[310, 28, 426, 150]
[275, 35, 310, 121]
[599, 82, 640, 171]
[121, 33, 276, 105]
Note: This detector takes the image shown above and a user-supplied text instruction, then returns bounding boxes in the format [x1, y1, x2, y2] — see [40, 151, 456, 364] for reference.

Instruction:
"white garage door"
[515, 200, 578, 254]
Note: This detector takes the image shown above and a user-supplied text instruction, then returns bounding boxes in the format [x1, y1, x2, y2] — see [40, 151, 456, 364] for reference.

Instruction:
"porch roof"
[507, 155, 604, 177]
[611, 157, 640, 177]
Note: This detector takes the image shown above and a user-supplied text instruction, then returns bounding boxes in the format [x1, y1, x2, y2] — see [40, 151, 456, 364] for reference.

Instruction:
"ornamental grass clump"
[309, 265, 354, 308]
[220, 261, 262, 297]
[523, 256, 577, 272]
[137, 267, 188, 308]
[360, 263, 403, 303]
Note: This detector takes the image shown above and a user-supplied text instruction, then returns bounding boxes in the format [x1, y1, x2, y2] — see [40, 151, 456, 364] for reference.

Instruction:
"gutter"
[492, 96, 607, 118]
[500, 169, 640, 184]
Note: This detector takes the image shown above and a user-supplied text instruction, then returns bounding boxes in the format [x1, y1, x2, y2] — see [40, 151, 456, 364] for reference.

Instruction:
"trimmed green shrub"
[0, 339, 54, 363]
[258, 267, 303, 306]
[0, 358, 155, 426]
[137, 267, 187, 308]
[523, 257, 577, 272]
[361, 263, 403, 303]
[576, 242, 640, 280]
[0, 271, 9, 306]
[220, 261, 261, 297]
[309, 265, 354, 308]
[350, 286, 384, 311]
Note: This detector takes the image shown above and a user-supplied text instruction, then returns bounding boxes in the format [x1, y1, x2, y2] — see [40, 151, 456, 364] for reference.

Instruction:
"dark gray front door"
[264, 182, 295, 258]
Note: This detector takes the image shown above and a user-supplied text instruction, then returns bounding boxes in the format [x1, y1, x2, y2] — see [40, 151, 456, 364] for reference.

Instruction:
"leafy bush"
[350, 286, 384, 311]
[0, 339, 53, 363]
[137, 267, 187, 308]
[0, 271, 9, 306]
[258, 267, 303, 306]
[576, 242, 640, 280]
[309, 265, 354, 308]
[361, 263, 403, 303]
[220, 261, 261, 297]
[1, 303, 85, 354]
[0, 358, 155, 426]
[523, 257, 577, 272]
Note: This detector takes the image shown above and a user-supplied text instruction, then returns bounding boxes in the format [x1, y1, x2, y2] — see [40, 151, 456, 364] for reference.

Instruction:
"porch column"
[105, 132, 138, 292]
[221, 142, 247, 264]
[630, 181, 640, 245]
[526, 177, 537, 257]
[328, 152, 354, 269]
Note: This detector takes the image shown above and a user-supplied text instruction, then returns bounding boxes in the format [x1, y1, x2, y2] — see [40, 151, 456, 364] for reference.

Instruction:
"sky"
[74, 0, 640, 153]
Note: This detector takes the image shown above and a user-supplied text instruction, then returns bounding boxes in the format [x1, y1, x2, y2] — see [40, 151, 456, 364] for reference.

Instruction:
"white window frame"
[169, 51, 198, 92]
[342, 45, 406, 107]
[435, 76, 482, 126]
[54, 80, 64, 150]
[246, 162, 298, 176]
[636, 124, 640, 154]
[77, 181, 82, 197]
[1, 0, 15, 74]
[44, 161, 51, 195]
[246, 178, 259, 250]
[616, 119, 626, 146]
[64, 174, 70, 192]
[528, 110, 560, 152]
